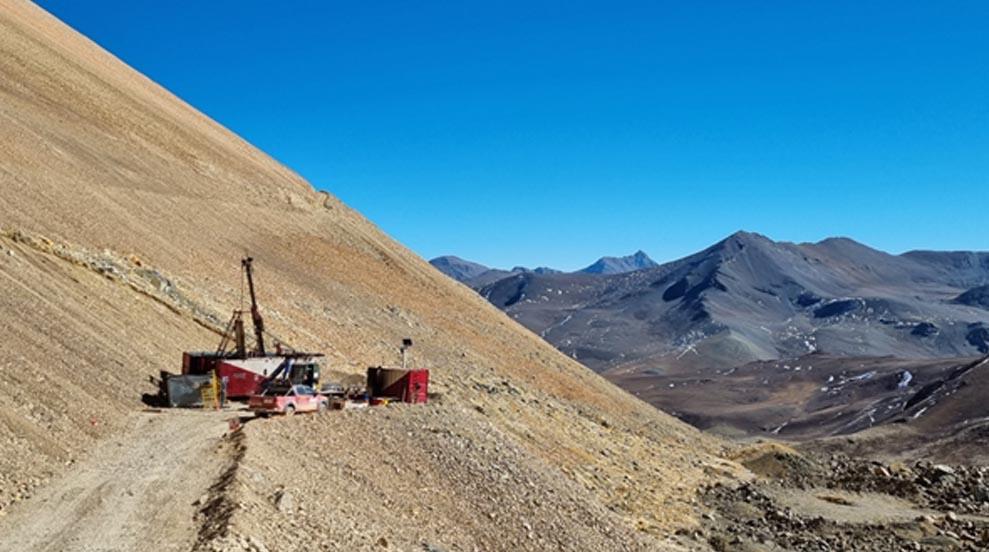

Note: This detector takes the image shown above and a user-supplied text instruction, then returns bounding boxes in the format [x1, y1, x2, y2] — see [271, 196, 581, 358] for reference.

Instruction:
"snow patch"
[848, 371, 876, 382]
[897, 370, 913, 389]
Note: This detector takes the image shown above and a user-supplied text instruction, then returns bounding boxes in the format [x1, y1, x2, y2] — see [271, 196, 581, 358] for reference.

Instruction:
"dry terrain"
[3, 2, 987, 551]
[470, 229, 989, 452]
[613, 354, 989, 450]
[0, 1, 728, 550]
[699, 443, 989, 550]
[0, 409, 239, 552]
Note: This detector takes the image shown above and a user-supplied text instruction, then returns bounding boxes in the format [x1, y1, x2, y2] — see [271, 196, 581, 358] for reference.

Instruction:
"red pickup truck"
[249, 384, 329, 416]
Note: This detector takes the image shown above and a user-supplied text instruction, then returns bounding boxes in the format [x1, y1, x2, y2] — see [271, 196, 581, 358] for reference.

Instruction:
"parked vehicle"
[248, 384, 328, 416]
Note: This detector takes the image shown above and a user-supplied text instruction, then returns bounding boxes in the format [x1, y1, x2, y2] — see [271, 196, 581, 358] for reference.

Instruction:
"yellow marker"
[200, 372, 221, 410]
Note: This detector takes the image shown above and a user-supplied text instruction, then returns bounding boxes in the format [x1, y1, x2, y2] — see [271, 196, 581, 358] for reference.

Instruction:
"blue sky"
[37, 1, 989, 270]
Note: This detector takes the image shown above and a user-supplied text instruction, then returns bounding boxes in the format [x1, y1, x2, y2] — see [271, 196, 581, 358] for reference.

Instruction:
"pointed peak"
[707, 231, 775, 254]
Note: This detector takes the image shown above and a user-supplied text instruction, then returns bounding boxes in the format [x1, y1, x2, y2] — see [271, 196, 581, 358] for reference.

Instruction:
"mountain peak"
[725, 230, 772, 244]
[813, 236, 872, 249]
[580, 250, 658, 275]
[429, 255, 491, 283]
[705, 230, 775, 256]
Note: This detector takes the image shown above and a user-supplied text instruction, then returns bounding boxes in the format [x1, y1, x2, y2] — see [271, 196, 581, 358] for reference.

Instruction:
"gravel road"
[0, 410, 237, 552]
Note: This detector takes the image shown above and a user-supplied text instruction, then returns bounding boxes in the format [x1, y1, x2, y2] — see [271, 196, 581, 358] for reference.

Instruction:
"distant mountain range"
[475, 231, 989, 374]
[430, 232, 989, 437]
[429, 250, 658, 287]
[453, 231, 989, 438]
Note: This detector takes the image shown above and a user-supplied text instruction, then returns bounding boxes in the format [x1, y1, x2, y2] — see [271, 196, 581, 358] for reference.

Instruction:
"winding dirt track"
[0, 410, 236, 552]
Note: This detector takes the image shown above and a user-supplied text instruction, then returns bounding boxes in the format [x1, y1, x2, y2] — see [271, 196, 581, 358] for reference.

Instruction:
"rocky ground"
[0, 224, 726, 550]
[0, 409, 239, 552]
[695, 443, 989, 551]
[0, 2, 729, 548]
[210, 404, 666, 552]
[4, 3, 989, 551]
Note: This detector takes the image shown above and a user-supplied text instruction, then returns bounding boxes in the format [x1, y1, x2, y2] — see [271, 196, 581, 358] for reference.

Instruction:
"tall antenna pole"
[242, 257, 266, 355]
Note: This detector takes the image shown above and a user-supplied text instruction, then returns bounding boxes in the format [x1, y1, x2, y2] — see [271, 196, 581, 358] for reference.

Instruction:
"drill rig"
[181, 257, 324, 399]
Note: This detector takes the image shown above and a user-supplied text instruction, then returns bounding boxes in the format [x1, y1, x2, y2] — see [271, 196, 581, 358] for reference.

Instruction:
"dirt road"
[0, 410, 238, 552]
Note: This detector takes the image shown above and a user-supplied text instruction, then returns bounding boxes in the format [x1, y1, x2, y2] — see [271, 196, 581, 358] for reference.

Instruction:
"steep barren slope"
[0, 1, 725, 548]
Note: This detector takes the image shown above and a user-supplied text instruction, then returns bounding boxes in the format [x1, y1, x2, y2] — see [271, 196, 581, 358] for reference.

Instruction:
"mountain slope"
[956, 285, 989, 310]
[0, 1, 724, 548]
[901, 250, 989, 288]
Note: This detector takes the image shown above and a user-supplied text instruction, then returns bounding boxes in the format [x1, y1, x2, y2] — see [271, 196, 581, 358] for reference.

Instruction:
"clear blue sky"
[36, 1, 989, 270]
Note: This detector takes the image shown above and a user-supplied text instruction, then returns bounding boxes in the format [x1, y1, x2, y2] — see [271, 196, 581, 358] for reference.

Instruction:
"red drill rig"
[181, 257, 324, 399]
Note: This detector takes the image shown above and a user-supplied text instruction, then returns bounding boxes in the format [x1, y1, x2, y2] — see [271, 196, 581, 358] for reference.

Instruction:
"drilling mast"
[242, 257, 266, 355]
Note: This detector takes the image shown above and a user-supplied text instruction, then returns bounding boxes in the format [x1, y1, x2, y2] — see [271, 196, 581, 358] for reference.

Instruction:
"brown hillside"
[0, 1, 730, 549]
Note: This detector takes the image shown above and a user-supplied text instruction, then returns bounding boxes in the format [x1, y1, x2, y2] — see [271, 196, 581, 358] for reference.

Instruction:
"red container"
[366, 368, 429, 404]
[404, 370, 429, 404]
